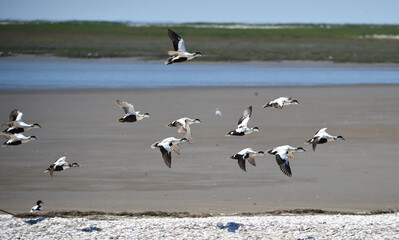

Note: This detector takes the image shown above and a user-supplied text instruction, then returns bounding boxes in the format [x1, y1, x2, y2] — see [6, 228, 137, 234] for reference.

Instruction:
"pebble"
[0, 213, 398, 239]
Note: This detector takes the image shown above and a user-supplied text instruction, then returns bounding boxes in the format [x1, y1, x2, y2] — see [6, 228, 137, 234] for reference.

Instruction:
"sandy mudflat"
[1, 213, 399, 239]
[0, 85, 399, 214]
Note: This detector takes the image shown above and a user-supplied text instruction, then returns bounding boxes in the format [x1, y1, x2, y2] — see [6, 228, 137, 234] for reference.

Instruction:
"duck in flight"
[267, 145, 306, 177]
[0, 132, 37, 146]
[2, 109, 41, 134]
[226, 106, 260, 136]
[116, 100, 150, 123]
[306, 128, 345, 151]
[263, 97, 299, 109]
[167, 117, 201, 144]
[44, 156, 80, 177]
[230, 148, 265, 172]
[30, 200, 44, 213]
[165, 29, 204, 65]
[151, 137, 188, 168]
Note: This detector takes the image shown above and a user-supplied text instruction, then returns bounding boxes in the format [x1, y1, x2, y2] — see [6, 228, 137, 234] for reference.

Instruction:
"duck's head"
[143, 113, 151, 118]
[193, 118, 201, 123]
[296, 147, 306, 152]
[118, 118, 125, 123]
[337, 136, 346, 140]
[37, 200, 43, 205]
[230, 154, 237, 160]
[71, 163, 80, 167]
[194, 52, 204, 57]
[179, 138, 189, 143]
[291, 99, 300, 104]
[257, 151, 265, 156]
[266, 149, 274, 155]
[29, 136, 38, 140]
[32, 123, 42, 128]
[252, 127, 261, 132]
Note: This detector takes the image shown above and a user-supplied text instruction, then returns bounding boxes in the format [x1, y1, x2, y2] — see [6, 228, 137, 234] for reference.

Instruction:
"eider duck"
[167, 117, 201, 144]
[267, 145, 306, 177]
[263, 97, 299, 109]
[2, 109, 41, 134]
[230, 148, 265, 172]
[116, 100, 150, 123]
[0, 132, 37, 146]
[30, 200, 43, 213]
[44, 156, 80, 177]
[151, 137, 188, 168]
[165, 29, 204, 65]
[226, 106, 260, 136]
[306, 127, 345, 151]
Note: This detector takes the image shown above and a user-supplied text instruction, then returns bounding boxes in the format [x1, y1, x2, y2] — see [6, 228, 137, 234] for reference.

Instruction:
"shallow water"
[1, 59, 399, 89]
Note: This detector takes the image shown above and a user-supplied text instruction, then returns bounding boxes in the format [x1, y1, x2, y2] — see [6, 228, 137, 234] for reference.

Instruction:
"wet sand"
[0, 85, 399, 214]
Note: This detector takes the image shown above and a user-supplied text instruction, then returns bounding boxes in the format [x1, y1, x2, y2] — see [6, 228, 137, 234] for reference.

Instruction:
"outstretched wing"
[168, 29, 186, 52]
[175, 122, 187, 135]
[54, 156, 68, 166]
[237, 158, 246, 172]
[160, 147, 172, 168]
[238, 106, 252, 128]
[9, 109, 19, 121]
[116, 100, 135, 114]
[276, 154, 292, 177]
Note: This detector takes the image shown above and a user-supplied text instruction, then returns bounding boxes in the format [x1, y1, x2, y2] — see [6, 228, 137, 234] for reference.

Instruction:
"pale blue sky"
[1, 0, 398, 24]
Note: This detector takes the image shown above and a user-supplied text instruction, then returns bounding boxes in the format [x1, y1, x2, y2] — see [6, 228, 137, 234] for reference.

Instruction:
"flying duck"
[267, 145, 306, 177]
[2, 109, 41, 134]
[167, 117, 201, 144]
[215, 108, 222, 117]
[151, 137, 188, 168]
[230, 148, 265, 172]
[263, 97, 299, 109]
[165, 29, 204, 65]
[226, 106, 260, 136]
[116, 100, 150, 123]
[306, 128, 345, 151]
[0, 132, 37, 146]
[30, 200, 43, 213]
[44, 156, 80, 177]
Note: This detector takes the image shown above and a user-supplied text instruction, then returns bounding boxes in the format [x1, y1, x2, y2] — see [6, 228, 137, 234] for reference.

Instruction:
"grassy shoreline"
[1, 21, 399, 63]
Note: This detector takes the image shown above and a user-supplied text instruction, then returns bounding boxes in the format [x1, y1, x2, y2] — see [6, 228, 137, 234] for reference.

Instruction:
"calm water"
[1, 59, 399, 89]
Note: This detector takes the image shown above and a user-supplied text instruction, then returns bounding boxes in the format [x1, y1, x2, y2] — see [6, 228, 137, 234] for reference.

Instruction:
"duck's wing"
[276, 153, 292, 177]
[286, 151, 296, 159]
[160, 147, 172, 168]
[184, 125, 193, 144]
[237, 157, 246, 172]
[0, 132, 12, 140]
[170, 143, 180, 155]
[116, 100, 135, 114]
[9, 109, 19, 121]
[247, 156, 256, 166]
[54, 156, 68, 166]
[168, 29, 187, 52]
[175, 122, 187, 135]
[315, 128, 327, 136]
[238, 106, 252, 128]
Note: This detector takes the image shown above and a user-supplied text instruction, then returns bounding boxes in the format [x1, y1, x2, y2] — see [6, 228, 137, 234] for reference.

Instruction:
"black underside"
[5, 140, 22, 145]
[4, 128, 24, 134]
[318, 138, 328, 144]
[122, 115, 137, 122]
[54, 166, 64, 171]
[173, 57, 187, 63]
[229, 131, 245, 136]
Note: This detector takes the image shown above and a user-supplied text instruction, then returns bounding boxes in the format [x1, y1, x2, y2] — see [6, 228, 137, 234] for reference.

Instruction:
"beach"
[0, 85, 399, 214]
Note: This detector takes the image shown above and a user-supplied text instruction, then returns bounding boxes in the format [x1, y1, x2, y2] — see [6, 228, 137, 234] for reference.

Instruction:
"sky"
[1, 0, 398, 24]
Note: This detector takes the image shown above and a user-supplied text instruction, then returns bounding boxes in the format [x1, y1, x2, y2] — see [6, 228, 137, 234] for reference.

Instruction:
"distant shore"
[2, 53, 399, 68]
